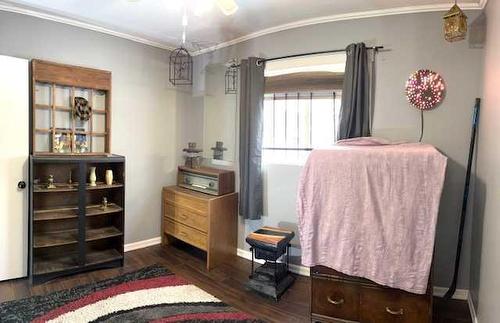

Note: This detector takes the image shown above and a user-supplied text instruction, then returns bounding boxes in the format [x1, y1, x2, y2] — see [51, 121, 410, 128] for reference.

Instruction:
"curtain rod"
[256, 46, 384, 65]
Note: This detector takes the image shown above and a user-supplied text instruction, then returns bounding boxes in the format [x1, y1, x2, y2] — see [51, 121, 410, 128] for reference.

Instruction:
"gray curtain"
[338, 43, 371, 140]
[239, 57, 265, 220]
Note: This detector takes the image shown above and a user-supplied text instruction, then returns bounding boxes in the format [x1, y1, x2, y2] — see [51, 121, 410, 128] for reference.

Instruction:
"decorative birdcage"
[443, 3, 468, 42]
[225, 64, 238, 94]
[169, 47, 193, 86]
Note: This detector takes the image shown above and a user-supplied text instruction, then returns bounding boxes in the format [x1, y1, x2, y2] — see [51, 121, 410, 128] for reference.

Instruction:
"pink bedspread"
[297, 137, 447, 294]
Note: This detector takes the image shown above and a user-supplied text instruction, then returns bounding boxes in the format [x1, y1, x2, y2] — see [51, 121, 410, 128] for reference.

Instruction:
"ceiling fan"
[214, 0, 239, 15]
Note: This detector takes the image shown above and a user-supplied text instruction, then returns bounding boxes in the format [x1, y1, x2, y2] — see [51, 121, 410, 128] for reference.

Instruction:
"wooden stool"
[245, 226, 295, 301]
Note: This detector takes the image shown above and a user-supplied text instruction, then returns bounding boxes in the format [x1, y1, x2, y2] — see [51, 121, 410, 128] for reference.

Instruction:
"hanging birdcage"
[225, 64, 238, 94]
[443, 3, 468, 42]
[169, 47, 193, 86]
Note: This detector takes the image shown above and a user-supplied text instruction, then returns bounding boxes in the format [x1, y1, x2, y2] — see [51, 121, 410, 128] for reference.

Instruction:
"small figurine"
[68, 170, 73, 187]
[211, 141, 227, 160]
[46, 175, 56, 189]
[183, 142, 203, 168]
[102, 197, 108, 209]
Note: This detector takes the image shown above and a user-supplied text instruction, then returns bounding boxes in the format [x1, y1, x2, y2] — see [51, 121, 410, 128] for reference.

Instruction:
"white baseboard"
[124, 236, 162, 252]
[236, 248, 469, 300]
[468, 293, 479, 323]
[432, 286, 469, 300]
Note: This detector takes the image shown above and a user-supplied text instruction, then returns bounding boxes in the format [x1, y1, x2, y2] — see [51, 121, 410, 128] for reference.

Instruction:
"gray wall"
[0, 10, 187, 244]
[470, 0, 500, 321]
[193, 11, 484, 290]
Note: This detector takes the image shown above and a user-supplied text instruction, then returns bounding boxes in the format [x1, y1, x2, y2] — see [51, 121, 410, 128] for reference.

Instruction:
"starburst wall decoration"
[405, 69, 446, 110]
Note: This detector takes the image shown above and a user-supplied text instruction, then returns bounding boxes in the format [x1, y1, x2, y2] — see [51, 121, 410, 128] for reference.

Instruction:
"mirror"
[202, 63, 238, 163]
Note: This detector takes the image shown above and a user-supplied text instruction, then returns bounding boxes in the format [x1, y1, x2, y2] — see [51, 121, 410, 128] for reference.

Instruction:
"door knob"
[17, 181, 26, 189]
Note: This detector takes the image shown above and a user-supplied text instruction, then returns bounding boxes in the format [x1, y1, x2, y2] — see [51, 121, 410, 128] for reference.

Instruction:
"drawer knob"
[327, 296, 344, 305]
[385, 307, 404, 316]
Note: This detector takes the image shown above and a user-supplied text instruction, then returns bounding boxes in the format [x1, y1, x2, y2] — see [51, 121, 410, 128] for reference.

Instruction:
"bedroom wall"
[469, 0, 500, 320]
[192, 10, 484, 290]
[0, 10, 188, 244]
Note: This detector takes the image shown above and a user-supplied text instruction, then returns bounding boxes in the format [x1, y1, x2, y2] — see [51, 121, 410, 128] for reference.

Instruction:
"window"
[262, 53, 346, 164]
[263, 91, 341, 163]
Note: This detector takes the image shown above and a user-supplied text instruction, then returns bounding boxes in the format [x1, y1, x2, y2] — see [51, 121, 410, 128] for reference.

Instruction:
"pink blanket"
[297, 137, 447, 294]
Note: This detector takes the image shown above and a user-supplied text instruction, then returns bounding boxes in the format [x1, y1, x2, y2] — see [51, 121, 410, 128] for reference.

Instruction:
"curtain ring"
[256, 59, 264, 67]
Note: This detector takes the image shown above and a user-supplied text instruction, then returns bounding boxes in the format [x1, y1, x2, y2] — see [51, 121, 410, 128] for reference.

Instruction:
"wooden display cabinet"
[30, 155, 125, 284]
[31, 60, 111, 155]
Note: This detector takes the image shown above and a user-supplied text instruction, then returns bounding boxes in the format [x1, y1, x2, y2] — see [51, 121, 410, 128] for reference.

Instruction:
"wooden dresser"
[162, 186, 238, 270]
[311, 266, 432, 323]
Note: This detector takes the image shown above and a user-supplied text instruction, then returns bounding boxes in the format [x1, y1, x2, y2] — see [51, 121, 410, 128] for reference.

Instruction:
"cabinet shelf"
[34, 229, 78, 248]
[34, 183, 78, 193]
[34, 253, 79, 275]
[33, 225, 123, 248]
[86, 203, 123, 217]
[86, 249, 122, 266]
[86, 182, 124, 191]
[34, 206, 78, 221]
[86, 226, 122, 242]
[34, 182, 123, 193]
[33, 203, 123, 221]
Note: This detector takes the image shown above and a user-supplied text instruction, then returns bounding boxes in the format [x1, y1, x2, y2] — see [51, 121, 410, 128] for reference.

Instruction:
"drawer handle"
[385, 307, 404, 316]
[327, 296, 344, 305]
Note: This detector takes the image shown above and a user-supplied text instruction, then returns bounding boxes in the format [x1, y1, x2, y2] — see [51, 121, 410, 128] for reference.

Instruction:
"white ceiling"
[0, 0, 485, 54]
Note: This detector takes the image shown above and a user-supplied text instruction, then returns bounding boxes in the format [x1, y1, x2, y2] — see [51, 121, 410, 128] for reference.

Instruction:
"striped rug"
[0, 265, 262, 323]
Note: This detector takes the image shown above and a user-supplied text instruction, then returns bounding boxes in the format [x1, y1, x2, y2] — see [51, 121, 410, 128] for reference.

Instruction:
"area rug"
[0, 265, 262, 323]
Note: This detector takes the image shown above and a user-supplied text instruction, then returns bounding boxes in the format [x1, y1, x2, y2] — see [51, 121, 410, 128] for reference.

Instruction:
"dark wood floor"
[0, 243, 471, 323]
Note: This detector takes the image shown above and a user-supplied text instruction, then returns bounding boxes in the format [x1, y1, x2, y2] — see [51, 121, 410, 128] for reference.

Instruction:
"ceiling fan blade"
[216, 0, 238, 15]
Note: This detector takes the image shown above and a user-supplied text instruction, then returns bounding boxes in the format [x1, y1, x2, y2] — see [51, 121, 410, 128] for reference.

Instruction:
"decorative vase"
[105, 170, 113, 186]
[89, 167, 97, 187]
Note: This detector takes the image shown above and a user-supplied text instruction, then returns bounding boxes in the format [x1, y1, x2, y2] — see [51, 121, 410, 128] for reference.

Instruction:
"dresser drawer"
[359, 287, 431, 323]
[164, 218, 207, 251]
[164, 189, 208, 214]
[164, 202, 208, 232]
[312, 277, 360, 321]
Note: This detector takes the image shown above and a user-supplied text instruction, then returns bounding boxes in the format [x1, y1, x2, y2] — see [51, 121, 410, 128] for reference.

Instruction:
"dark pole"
[259, 46, 384, 64]
[444, 98, 481, 300]
[227, 46, 385, 68]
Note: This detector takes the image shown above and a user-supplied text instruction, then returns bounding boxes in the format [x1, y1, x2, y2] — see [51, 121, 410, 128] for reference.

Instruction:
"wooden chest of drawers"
[311, 266, 432, 323]
[162, 186, 238, 270]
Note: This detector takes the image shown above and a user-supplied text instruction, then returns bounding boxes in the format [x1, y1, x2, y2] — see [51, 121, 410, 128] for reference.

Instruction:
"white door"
[0, 55, 29, 281]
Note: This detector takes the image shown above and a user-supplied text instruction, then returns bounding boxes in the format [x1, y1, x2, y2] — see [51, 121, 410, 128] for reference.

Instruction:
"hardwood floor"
[0, 242, 472, 323]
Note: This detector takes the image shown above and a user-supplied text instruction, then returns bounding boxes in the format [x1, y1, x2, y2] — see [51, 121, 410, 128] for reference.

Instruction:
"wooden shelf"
[34, 182, 123, 193]
[34, 203, 123, 221]
[34, 226, 122, 248]
[86, 203, 123, 217]
[34, 183, 78, 193]
[34, 229, 78, 248]
[34, 206, 78, 221]
[86, 182, 124, 191]
[86, 249, 122, 266]
[33, 252, 79, 275]
[86, 226, 122, 242]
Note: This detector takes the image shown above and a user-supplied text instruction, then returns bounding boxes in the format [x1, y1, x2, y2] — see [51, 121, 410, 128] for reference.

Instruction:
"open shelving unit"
[29, 155, 125, 284]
